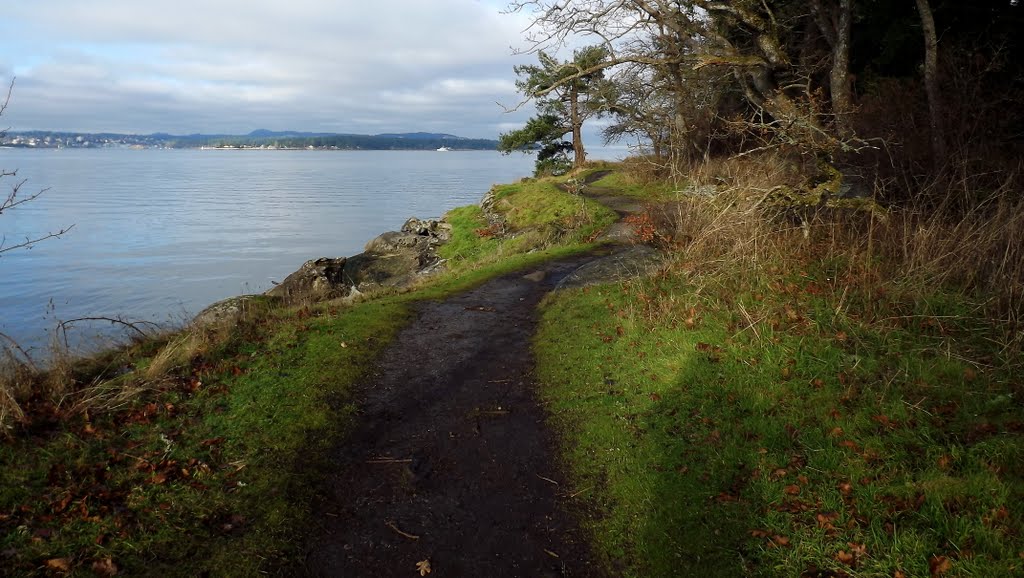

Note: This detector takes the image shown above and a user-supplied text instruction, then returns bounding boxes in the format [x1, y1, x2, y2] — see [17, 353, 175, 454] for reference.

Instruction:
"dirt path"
[304, 253, 611, 577]
[304, 174, 650, 577]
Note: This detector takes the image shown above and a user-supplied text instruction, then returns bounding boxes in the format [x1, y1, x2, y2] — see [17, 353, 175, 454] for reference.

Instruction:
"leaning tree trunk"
[569, 82, 586, 169]
[915, 0, 947, 167]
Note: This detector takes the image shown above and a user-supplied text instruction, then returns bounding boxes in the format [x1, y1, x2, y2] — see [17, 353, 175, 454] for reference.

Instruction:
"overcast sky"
[0, 0, 547, 138]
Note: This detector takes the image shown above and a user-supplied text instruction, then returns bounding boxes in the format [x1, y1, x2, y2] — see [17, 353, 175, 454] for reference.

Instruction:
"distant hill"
[247, 129, 340, 138]
[2, 129, 499, 150]
[374, 132, 468, 141]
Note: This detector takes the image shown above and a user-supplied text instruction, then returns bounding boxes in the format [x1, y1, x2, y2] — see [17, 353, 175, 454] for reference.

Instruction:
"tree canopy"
[499, 45, 610, 175]
[504, 0, 1024, 202]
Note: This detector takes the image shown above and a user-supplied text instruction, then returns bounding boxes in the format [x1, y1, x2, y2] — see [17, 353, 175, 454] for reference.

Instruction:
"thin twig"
[568, 486, 592, 499]
[385, 521, 420, 540]
[56, 316, 159, 349]
[902, 398, 935, 417]
[735, 302, 762, 342]
[0, 331, 38, 371]
[537, 474, 560, 486]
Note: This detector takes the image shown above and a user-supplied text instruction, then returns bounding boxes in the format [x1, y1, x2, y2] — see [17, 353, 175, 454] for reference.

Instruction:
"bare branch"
[1, 78, 75, 255]
[0, 77, 13, 128]
[808, 0, 837, 49]
[55, 317, 160, 350]
[0, 225, 75, 255]
[0, 331, 39, 372]
[1, 177, 50, 215]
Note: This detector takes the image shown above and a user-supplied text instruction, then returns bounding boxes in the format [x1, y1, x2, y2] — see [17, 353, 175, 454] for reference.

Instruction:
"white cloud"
[1, 0, 540, 137]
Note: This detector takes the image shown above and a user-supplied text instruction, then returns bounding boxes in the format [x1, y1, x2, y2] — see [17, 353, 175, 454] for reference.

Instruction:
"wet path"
[304, 255, 607, 577]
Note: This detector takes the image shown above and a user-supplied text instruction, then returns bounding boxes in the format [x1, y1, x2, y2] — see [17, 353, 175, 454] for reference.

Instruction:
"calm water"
[1, 148, 543, 352]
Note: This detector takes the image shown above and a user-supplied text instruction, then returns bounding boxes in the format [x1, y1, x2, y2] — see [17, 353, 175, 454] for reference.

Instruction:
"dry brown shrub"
[621, 154, 671, 184]
[653, 153, 1023, 335]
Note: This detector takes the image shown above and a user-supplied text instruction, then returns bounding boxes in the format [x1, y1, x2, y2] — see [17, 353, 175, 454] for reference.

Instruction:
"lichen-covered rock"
[401, 217, 452, 241]
[340, 251, 424, 292]
[192, 295, 272, 328]
[364, 231, 430, 254]
[478, 188, 510, 233]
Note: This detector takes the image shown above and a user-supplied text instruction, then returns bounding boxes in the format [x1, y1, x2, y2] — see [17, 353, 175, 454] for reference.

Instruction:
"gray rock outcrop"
[262, 217, 451, 304]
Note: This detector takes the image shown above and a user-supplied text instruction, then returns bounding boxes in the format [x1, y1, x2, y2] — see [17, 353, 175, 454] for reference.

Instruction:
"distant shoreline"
[0, 130, 500, 151]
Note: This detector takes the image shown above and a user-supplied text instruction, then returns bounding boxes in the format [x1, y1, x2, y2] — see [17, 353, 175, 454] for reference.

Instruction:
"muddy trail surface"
[304, 252, 616, 578]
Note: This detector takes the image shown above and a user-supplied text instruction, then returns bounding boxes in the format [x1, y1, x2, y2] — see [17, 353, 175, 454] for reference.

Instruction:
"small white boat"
[436, 146, 451, 152]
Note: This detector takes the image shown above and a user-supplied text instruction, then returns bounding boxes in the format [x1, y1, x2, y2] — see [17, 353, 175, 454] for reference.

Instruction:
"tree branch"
[0, 226, 75, 255]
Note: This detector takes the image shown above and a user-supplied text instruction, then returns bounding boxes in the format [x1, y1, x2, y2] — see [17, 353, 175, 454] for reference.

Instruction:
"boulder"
[262, 215, 453, 305]
[192, 295, 270, 328]
[264, 257, 350, 301]
[401, 217, 452, 241]
[364, 231, 431, 254]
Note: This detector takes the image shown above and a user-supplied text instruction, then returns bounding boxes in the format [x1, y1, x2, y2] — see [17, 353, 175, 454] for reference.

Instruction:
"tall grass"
[635, 153, 1024, 337]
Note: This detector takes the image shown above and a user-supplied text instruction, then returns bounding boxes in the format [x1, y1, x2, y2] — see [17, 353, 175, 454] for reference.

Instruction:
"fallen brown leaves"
[91, 557, 118, 576]
[45, 558, 71, 573]
[816, 511, 840, 535]
[751, 529, 792, 548]
[929, 555, 952, 576]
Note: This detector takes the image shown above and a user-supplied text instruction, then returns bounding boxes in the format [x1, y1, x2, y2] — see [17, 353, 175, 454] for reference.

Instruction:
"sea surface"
[0, 148, 578, 353]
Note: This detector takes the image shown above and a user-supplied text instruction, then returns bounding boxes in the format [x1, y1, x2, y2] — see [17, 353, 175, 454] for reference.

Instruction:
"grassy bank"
[0, 175, 610, 576]
[534, 162, 1024, 576]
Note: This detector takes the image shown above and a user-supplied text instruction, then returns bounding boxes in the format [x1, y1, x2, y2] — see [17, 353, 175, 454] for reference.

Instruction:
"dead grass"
[0, 353, 28, 433]
[642, 154, 1024, 337]
[0, 306, 265, 435]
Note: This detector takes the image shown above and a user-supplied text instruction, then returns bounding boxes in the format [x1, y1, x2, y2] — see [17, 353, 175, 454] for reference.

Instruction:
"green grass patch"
[589, 170, 677, 200]
[535, 265, 1024, 577]
[436, 179, 616, 280]
[487, 179, 616, 231]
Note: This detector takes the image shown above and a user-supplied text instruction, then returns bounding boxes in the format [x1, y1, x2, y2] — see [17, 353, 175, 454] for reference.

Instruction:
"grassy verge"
[437, 178, 616, 278]
[533, 164, 1024, 576]
[537, 266, 1023, 577]
[588, 170, 678, 200]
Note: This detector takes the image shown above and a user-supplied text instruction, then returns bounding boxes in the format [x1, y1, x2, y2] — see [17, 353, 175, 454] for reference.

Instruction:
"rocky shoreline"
[192, 183, 668, 328]
[266, 216, 453, 301]
[193, 216, 454, 327]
